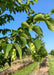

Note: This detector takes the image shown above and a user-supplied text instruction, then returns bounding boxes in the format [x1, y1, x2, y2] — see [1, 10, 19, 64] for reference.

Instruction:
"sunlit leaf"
[34, 39, 41, 50]
[45, 17, 54, 31]
[21, 22, 29, 29]
[5, 43, 13, 58]
[34, 0, 37, 3]
[33, 13, 45, 23]
[32, 25, 43, 38]
[51, 8, 54, 14]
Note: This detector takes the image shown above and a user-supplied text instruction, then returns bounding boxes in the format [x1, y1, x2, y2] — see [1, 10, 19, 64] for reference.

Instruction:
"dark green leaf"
[14, 44, 22, 59]
[51, 8, 54, 14]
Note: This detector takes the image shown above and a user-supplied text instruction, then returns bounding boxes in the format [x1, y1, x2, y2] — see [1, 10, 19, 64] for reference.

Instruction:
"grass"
[0, 57, 31, 72]
[0, 57, 44, 75]
[48, 55, 54, 75]
[0, 63, 20, 72]
[0, 56, 32, 72]
[0, 65, 9, 72]
[12, 62, 39, 75]
[12, 57, 44, 75]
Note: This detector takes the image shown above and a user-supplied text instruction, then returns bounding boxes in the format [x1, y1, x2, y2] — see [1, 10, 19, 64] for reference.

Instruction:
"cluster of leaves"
[0, 0, 36, 26]
[27, 11, 54, 31]
[0, 29, 11, 35]
[49, 50, 54, 55]
[0, 0, 54, 67]
[0, 53, 11, 67]
[0, 0, 36, 36]
[0, 0, 37, 64]
[29, 36, 47, 61]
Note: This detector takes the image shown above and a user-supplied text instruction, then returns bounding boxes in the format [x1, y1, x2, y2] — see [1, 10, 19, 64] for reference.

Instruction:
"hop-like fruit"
[11, 49, 16, 61]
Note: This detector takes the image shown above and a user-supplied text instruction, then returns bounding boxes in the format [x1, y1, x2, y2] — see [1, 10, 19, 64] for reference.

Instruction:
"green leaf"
[32, 25, 43, 38]
[33, 13, 45, 23]
[23, 29, 31, 39]
[30, 1, 34, 5]
[12, 30, 19, 36]
[20, 33, 29, 39]
[14, 44, 22, 59]
[2, 43, 7, 54]
[34, 39, 41, 50]
[45, 17, 54, 31]
[5, 43, 13, 58]
[0, 46, 2, 51]
[18, 0, 22, 4]
[27, 0, 29, 4]
[51, 8, 54, 14]
[19, 37, 27, 48]
[34, 0, 37, 3]
[21, 22, 29, 29]
[28, 10, 35, 16]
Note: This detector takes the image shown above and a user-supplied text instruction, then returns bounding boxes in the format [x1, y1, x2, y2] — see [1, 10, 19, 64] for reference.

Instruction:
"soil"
[32, 56, 49, 75]
[0, 56, 33, 75]
[0, 56, 49, 75]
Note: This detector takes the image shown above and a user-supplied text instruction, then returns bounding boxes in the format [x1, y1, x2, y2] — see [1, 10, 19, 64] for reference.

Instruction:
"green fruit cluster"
[11, 49, 16, 61]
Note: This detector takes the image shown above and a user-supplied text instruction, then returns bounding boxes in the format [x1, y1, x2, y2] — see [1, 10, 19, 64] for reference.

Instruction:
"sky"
[0, 0, 54, 53]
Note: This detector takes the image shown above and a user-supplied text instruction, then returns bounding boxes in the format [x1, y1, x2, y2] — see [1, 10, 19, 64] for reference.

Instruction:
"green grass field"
[12, 62, 39, 75]
[48, 55, 54, 75]
[0, 63, 20, 72]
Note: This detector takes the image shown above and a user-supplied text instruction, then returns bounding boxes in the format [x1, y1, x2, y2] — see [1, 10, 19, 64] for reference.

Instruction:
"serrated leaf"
[51, 8, 54, 14]
[5, 43, 13, 58]
[34, 0, 37, 3]
[20, 36, 27, 48]
[14, 44, 22, 59]
[2, 43, 7, 54]
[29, 10, 35, 15]
[20, 33, 29, 39]
[32, 25, 43, 38]
[33, 13, 45, 23]
[45, 17, 54, 31]
[21, 22, 29, 29]
[34, 39, 41, 50]
[12, 30, 19, 36]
